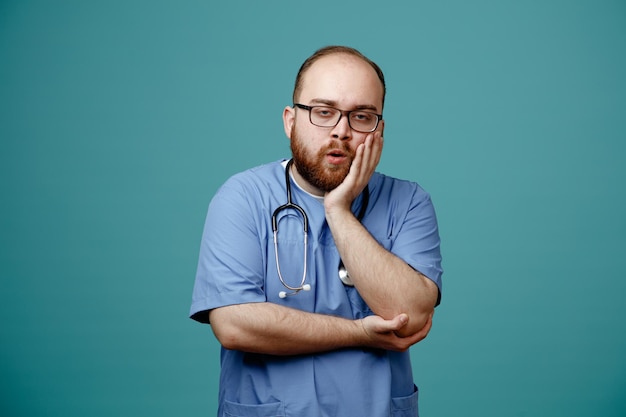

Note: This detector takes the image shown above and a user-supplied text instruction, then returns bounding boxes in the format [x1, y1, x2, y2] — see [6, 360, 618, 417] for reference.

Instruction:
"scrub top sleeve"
[391, 186, 443, 303]
[190, 180, 267, 323]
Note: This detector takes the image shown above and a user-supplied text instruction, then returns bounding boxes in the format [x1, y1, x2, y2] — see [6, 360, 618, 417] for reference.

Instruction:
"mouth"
[325, 149, 349, 165]
[328, 148, 346, 157]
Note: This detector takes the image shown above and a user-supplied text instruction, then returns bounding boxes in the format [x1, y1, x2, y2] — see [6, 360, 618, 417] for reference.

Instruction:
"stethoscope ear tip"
[302, 284, 311, 291]
[278, 291, 287, 299]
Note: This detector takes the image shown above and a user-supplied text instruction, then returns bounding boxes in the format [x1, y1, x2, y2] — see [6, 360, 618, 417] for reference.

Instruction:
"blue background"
[1, 1, 625, 416]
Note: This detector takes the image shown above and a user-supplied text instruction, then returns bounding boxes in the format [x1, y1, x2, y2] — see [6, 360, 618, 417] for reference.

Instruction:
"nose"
[330, 113, 352, 141]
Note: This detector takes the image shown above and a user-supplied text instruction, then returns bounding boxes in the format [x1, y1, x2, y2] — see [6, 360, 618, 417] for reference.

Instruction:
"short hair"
[292, 45, 386, 107]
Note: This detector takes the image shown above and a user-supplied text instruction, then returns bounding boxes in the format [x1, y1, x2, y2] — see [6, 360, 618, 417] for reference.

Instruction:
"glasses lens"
[309, 107, 341, 127]
[349, 111, 378, 132]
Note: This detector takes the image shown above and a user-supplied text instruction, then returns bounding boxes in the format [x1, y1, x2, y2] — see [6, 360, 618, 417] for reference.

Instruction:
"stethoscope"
[272, 159, 369, 298]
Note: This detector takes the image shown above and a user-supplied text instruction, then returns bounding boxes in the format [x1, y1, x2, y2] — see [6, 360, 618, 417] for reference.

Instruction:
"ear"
[283, 106, 295, 139]
[379, 118, 385, 135]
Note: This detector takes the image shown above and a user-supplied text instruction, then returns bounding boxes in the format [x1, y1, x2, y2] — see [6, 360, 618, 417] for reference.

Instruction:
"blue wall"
[1, 1, 625, 416]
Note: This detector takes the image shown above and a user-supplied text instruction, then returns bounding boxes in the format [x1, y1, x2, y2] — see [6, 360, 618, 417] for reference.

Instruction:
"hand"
[359, 312, 433, 352]
[325, 131, 383, 212]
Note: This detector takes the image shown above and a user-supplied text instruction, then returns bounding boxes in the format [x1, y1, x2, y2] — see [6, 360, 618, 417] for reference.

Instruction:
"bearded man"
[190, 45, 443, 417]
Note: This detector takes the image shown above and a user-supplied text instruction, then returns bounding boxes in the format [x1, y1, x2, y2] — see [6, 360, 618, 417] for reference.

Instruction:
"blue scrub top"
[190, 160, 443, 417]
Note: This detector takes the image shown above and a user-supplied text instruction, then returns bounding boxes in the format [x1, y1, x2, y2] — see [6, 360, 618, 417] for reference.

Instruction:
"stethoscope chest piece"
[338, 261, 354, 286]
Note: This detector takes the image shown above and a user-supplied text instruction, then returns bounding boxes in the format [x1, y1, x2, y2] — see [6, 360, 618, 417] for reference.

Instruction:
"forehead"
[299, 54, 384, 111]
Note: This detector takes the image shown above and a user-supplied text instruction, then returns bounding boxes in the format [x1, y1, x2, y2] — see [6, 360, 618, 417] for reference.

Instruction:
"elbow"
[214, 331, 241, 351]
[212, 322, 249, 351]
[395, 309, 434, 338]
[209, 307, 245, 351]
[394, 280, 439, 337]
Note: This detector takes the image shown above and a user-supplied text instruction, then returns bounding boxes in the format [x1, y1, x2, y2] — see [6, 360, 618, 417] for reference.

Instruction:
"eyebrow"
[309, 98, 379, 112]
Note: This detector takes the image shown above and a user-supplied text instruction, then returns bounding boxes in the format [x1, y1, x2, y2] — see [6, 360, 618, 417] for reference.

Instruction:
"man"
[190, 45, 443, 416]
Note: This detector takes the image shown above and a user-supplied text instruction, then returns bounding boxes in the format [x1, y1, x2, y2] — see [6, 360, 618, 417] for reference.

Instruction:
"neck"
[289, 161, 325, 197]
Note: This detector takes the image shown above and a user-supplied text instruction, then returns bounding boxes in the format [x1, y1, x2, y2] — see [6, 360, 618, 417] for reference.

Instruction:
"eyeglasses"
[293, 103, 383, 133]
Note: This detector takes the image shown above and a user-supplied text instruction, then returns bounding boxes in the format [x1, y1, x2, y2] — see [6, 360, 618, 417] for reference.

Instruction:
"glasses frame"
[293, 103, 383, 133]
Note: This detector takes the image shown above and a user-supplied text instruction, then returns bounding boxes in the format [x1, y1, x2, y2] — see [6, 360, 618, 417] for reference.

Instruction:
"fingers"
[348, 131, 383, 190]
[367, 131, 384, 169]
[356, 131, 383, 173]
[389, 313, 409, 331]
[324, 132, 384, 210]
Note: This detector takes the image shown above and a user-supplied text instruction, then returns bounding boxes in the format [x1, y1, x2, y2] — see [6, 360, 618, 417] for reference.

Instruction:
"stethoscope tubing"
[272, 159, 368, 297]
[272, 160, 310, 298]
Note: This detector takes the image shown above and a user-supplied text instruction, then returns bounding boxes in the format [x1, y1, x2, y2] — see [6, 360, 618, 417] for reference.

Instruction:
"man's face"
[283, 53, 385, 195]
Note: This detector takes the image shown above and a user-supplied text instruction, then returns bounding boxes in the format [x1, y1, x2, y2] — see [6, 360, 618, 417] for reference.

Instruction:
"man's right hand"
[359, 312, 433, 352]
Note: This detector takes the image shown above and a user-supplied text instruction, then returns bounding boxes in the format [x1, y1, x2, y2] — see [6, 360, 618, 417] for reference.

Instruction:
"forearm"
[327, 210, 438, 336]
[209, 302, 364, 355]
[322, 134, 438, 336]
[209, 301, 428, 355]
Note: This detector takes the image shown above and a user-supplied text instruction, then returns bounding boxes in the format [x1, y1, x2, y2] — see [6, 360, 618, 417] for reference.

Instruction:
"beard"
[290, 124, 353, 193]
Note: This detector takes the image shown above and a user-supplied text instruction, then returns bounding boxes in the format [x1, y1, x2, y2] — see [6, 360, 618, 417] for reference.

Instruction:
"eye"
[351, 112, 375, 122]
[312, 107, 338, 119]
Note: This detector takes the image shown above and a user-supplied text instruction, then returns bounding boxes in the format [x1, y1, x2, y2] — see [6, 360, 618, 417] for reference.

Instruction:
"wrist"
[353, 318, 371, 347]
[324, 204, 357, 228]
